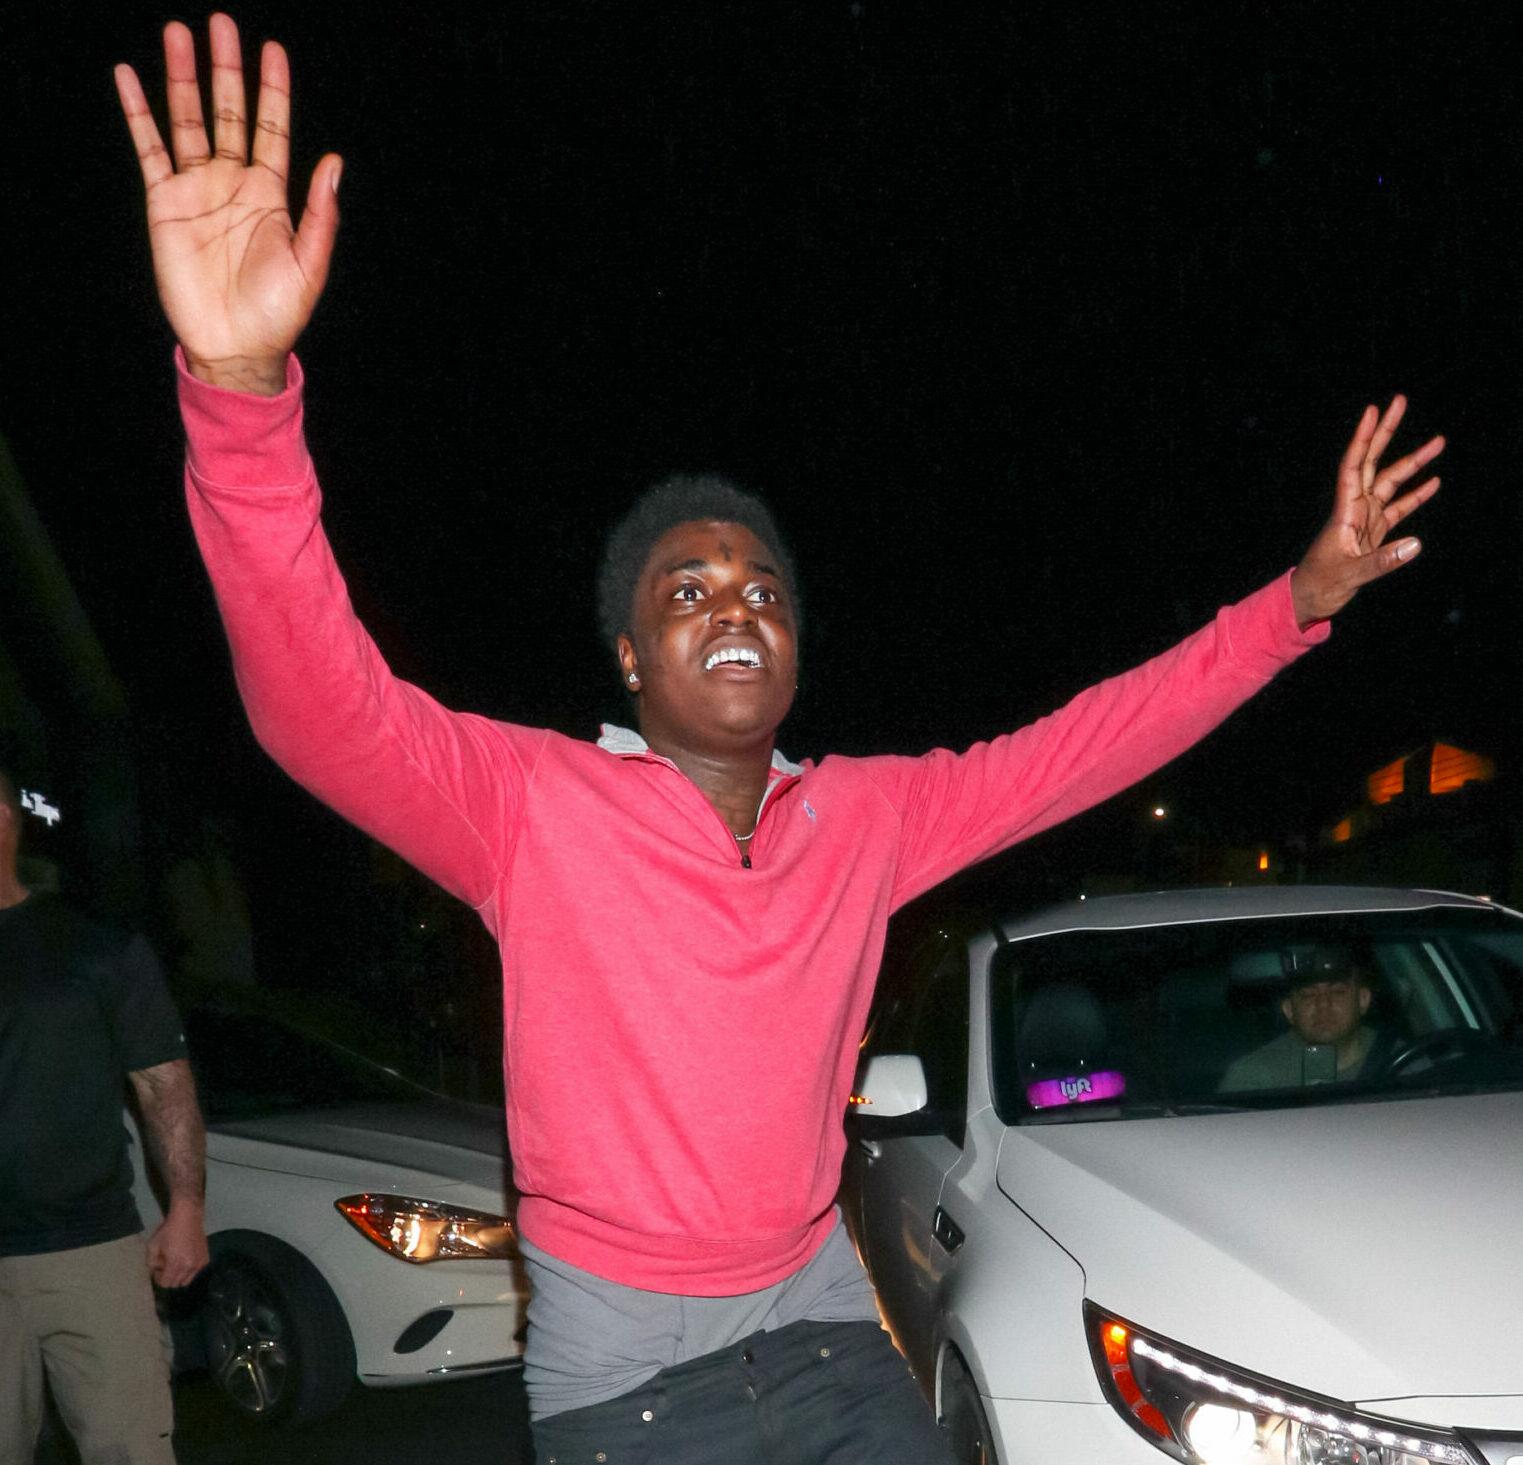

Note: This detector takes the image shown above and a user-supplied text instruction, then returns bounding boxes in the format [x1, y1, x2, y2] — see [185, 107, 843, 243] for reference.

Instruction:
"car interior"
[991, 911, 1523, 1120]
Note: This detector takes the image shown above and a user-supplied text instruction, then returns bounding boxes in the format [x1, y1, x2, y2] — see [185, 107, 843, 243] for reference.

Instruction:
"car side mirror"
[852, 1047, 956, 1145]
[853, 1053, 928, 1116]
[847, 1054, 952, 1137]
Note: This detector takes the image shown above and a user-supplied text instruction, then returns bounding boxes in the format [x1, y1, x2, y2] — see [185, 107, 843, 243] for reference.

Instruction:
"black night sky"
[1, 3, 1518, 1011]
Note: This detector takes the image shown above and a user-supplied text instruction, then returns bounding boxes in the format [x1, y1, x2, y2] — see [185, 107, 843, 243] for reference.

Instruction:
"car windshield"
[989, 905, 1523, 1123]
[185, 1006, 435, 1122]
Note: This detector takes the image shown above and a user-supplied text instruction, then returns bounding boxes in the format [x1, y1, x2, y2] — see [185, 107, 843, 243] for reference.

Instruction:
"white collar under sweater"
[596, 723, 806, 778]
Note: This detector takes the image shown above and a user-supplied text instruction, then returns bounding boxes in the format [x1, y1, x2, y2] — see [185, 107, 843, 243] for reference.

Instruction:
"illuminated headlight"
[1084, 1304, 1480, 1465]
[335, 1194, 518, 1263]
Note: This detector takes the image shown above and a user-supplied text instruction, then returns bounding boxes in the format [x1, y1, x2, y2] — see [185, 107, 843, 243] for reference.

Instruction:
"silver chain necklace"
[732, 790, 766, 846]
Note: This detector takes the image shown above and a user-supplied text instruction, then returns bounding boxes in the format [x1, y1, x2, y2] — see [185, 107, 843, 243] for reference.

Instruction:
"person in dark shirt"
[0, 764, 209, 1465]
[1220, 946, 1383, 1091]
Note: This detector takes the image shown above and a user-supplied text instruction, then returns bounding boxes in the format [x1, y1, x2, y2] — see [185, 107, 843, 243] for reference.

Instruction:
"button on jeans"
[531, 1318, 956, 1465]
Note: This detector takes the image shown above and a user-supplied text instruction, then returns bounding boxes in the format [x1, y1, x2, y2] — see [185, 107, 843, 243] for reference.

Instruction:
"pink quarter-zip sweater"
[178, 353, 1328, 1294]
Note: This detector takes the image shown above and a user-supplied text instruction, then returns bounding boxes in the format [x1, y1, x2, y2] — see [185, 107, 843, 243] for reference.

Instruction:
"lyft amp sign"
[1025, 1070, 1126, 1110]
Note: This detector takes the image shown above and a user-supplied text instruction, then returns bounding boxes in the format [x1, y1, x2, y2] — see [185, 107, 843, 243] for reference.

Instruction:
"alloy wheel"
[204, 1263, 292, 1417]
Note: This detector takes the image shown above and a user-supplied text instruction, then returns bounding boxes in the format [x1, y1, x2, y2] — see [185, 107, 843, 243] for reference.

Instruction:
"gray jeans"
[530, 1317, 956, 1465]
[521, 1213, 880, 1419]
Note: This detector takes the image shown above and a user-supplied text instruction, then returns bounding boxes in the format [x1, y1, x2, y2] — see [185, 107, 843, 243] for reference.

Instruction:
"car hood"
[210, 1100, 513, 1200]
[996, 1090, 1523, 1409]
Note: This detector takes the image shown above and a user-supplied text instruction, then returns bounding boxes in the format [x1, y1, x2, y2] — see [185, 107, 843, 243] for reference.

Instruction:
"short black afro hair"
[597, 473, 800, 650]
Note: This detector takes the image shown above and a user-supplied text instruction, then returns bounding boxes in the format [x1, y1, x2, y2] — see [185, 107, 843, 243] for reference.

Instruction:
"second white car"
[131, 1003, 527, 1424]
[845, 885, 1523, 1465]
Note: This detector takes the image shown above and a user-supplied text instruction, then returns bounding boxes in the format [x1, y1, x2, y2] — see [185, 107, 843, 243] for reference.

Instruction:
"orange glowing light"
[1429, 742, 1495, 796]
[1114, 1363, 1144, 1406]
[1367, 757, 1406, 806]
[1331, 817, 1353, 844]
[1257, 852, 1270, 872]
[1096, 1321, 1172, 1442]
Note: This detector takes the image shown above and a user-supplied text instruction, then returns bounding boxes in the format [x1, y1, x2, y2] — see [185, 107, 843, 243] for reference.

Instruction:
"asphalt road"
[36, 1366, 535, 1465]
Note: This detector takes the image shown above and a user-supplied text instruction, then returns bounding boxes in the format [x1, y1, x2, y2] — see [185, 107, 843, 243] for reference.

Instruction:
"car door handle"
[857, 1138, 882, 1161]
[933, 1206, 965, 1254]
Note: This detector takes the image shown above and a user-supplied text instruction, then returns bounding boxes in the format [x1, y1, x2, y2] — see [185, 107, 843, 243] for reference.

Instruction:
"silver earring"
[628, 673, 639, 685]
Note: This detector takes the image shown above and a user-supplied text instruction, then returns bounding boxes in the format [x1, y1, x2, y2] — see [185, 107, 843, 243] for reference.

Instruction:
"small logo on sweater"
[803, 800, 817, 822]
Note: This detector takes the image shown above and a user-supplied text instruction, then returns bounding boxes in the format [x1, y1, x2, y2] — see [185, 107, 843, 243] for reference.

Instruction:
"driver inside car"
[1219, 946, 1387, 1091]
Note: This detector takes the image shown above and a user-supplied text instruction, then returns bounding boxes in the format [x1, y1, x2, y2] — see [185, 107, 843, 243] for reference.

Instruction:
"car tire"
[940, 1351, 997, 1465]
[202, 1231, 357, 1426]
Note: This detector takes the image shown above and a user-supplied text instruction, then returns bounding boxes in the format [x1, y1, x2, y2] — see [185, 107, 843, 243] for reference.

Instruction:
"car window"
[186, 1007, 430, 1122]
[867, 963, 919, 1058]
[988, 908, 1523, 1123]
[905, 940, 970, 1143]
[1449, 931, 1523, 1032]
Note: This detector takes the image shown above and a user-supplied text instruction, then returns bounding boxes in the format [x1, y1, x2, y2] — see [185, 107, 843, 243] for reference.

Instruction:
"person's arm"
[108, 935, 209, 1289]
[115, 15, 335, 396]
[868, 399, 1444, 907]
[176, 360, 534, 904]
[119, 18, 531, 903]
[129, 1058, 209, 1289]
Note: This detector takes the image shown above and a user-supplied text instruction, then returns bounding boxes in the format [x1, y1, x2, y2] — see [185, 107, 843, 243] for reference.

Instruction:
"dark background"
[1, 2, 1517, 1056]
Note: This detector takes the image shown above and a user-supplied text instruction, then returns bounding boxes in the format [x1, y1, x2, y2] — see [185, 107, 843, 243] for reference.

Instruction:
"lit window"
[1366, 757, 1405, 806]
[1429, 742, 1495, 797]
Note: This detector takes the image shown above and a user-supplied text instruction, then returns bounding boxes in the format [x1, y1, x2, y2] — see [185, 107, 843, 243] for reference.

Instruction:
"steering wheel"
[1380, 1026, 1493, 1078]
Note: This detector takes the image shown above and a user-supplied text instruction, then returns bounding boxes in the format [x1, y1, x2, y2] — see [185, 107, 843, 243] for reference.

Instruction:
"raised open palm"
[1291, 395, 1445, 626]
[116, 13, 340, 394]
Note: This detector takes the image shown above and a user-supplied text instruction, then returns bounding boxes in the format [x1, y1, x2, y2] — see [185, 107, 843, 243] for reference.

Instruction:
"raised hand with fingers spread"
[1291, 395, 1445, 627]
[115, 12, 340, 396]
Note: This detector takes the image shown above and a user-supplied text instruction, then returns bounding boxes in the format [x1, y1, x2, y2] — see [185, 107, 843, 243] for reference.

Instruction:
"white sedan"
[130, 1004, 526, 1424]
[843, 885, 1523, 1465]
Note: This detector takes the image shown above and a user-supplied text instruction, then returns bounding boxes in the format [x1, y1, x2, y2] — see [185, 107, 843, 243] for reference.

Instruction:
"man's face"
[617, 519, 798, 754]
[1282, 976, 1370, 1047]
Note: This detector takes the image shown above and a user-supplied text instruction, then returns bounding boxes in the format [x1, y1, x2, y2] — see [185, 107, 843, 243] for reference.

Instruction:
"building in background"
[1313, 741, 1517, 904]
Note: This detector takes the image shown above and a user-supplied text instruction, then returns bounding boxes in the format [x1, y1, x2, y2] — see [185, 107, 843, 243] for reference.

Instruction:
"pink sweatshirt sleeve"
[863, 574, 1329, 908]
[177, 350, 533, 909]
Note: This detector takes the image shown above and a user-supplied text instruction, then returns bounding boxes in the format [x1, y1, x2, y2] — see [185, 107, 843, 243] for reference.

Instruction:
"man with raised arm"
[116, 16, 1444, 1462]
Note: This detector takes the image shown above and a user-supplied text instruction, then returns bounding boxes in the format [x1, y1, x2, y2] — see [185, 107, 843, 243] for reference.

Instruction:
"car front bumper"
[312, 1220, 528, 1386]
[986, 1395, 1162, 1464]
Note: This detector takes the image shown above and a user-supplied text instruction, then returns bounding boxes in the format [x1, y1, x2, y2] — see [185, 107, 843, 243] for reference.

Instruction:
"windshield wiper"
[1104, 1101, 1261, 1117]
[1156, 1101, 1256, 1115]
[1019, 1101, 1255, 1123]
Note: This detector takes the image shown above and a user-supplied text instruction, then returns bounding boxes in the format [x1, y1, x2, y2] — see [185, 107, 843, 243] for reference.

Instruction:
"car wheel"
[940, 1352, 996, 1465]
[202, 1232, 357, 1425]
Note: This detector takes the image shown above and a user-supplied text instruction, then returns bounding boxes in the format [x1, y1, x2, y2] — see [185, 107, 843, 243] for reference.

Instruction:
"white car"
[843, 886, 1523, 1465]
[130, 1004, 527, 1424]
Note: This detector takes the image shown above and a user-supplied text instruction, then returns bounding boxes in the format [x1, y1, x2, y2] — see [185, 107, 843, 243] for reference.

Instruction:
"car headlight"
[1085, 1304, 1480, 1465]
[335, 1193, 518, 1263]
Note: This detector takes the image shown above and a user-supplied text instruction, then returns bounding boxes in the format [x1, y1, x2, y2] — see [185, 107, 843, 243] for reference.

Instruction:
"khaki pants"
[0, 1233, 175, 1465]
